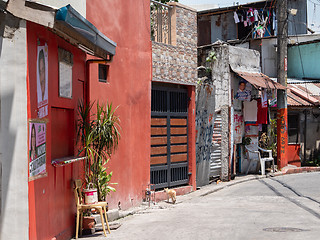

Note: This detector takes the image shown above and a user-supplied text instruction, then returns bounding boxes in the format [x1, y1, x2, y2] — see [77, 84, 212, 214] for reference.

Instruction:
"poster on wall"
[234, 81, 251, 101]
[37, 44, 48, 118]
[29, 121, 47, 181]
[234, 112, 244, 144]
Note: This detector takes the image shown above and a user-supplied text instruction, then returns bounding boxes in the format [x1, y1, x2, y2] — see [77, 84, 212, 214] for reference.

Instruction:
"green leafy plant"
[259, 119, 277, 157]
[303, 149, 320, 167]
[206, 50, 217, 63]
[77, 100, 121, 201]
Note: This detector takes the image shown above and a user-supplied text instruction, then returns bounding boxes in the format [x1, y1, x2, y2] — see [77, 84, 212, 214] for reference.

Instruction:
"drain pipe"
[85, 55, 113, 105]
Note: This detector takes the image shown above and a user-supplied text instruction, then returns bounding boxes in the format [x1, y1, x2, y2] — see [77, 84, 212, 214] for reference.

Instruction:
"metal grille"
[151, 89, 167, 112]
[151, 86, 189, 190]
[150, 168, 167, 185]
[170, 91, 188, 112]
[171, 164, 188, 183]
[150, 0, 172, 44]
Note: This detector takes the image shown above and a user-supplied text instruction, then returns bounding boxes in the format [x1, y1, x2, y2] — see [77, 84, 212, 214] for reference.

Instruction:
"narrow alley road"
[78, 172, 320, 240]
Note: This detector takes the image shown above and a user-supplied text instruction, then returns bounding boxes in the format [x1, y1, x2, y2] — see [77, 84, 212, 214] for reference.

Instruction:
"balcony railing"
[150, 0, 172, 44]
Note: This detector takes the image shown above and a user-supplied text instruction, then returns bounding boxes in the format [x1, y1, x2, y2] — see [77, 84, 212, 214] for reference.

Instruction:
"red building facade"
[26, 1, 152, 239]
[85, 0, 152, 210]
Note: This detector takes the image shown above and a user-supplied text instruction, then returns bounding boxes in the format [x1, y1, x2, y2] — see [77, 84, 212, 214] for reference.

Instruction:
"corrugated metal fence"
[210, 112, 222, 178]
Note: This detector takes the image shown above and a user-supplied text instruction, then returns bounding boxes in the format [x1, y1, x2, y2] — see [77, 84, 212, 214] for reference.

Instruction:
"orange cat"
[164, 188, 176, 204]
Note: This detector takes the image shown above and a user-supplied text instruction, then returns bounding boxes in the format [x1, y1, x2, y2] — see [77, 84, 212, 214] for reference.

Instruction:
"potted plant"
[77, 100, 120, 202]
[82, 211, 96, 233]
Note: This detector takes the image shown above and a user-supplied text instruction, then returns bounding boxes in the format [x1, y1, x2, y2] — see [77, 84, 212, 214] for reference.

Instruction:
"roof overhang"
[231, 67, 286, 90]
[54, 5, 116, 59]
[6, 1, 116, 59]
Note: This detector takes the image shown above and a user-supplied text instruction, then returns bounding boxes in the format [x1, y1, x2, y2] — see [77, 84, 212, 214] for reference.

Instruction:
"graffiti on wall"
[234, 112, 244, 144]
[195, 83, 215, 187]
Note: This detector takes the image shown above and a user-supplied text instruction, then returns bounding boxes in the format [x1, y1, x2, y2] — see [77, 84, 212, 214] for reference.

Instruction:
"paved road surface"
[77, 172, 320, 240]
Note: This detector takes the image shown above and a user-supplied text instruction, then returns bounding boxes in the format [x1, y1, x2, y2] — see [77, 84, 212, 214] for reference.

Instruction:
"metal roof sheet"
[287, 83, 320, 106]
[55, 5, 116, 58]
[232, 69, 286, 90]
[294, 83, 320, 97]
[287, 90, 313, 107]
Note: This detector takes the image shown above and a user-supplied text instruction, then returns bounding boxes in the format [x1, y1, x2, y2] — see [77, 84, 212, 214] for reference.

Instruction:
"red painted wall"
[287, 144, 301, 167]
[27, 22, 86, 240]
[86, 0, 152, 210]
[188, 86, 196, 190]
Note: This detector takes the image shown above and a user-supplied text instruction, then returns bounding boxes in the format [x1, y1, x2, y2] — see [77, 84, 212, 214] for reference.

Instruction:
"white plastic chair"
[245, 145, 275, 175]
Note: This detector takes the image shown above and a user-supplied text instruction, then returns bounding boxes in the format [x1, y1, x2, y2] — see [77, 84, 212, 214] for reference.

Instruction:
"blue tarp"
[56, 4, 116, 57]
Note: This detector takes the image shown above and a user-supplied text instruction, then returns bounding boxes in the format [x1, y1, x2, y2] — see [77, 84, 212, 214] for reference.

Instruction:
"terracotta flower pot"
[82, 216, 95, 230]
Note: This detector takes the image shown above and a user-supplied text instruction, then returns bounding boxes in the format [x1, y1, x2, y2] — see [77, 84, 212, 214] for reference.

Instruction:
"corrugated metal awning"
[54, 4, 116, 59]
[231, 68, 286, 90]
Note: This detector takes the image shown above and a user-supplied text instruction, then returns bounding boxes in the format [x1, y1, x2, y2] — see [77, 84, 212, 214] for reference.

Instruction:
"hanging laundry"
[255, 25, 265, 38]
[257, 99, 268, 124]
[234, 11, 240, 23]
[248, 8, 255, 22]
[261, 89, 268, 108]
[238, 10, 244, 22]
[254, 9, 259, 22]
[273, 10, 277, 35]
[243, 100, 257, 122]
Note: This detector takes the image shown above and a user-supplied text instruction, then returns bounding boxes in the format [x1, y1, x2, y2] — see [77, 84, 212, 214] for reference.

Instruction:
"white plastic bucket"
[83, 186, 98, 204]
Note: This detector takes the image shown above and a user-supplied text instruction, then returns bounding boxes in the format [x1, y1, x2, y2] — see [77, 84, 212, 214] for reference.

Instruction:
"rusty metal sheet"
[287, 90, 313, 106]
[232, 69, 286, 90]
[288, 84, 320, 106]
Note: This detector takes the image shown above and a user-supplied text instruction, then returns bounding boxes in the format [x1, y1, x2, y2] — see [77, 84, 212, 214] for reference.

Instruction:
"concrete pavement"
[74, 171, 320, 240]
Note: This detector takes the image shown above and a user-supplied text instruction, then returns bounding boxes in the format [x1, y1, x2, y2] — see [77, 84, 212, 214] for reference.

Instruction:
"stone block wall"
[152, 3, 197, 85]
[198, 44, 231, 110]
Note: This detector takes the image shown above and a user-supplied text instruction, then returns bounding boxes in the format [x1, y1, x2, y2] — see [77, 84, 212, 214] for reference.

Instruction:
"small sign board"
[29, 120, 47, 181]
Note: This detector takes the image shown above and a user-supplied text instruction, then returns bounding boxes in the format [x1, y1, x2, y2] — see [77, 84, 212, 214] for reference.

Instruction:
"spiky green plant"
[77, 100, 120, 201]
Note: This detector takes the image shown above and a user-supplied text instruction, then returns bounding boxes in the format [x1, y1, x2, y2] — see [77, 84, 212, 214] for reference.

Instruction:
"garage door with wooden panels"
[151, 86, 189, 189]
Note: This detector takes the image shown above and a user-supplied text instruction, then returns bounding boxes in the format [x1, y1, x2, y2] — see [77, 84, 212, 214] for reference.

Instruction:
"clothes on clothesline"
[233, 7, 277, 38]
[257, 98, 268, 124]
[243, 100, 257, 122]
[243, 98, 269, 125]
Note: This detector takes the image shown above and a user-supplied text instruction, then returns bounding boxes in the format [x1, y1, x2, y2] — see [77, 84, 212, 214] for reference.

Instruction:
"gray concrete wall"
[211, 13, 237, 43]
[210, 44, 230, 110]
[220, 105, 230, 181]
[0, 14, 28, 240]
[196, 83, 215, 187]
[199, 44, 231, 181]
[228, 45, 260, 73]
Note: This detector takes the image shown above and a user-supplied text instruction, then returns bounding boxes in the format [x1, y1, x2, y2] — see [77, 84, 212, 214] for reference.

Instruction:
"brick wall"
[152, 3, 197, 85]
